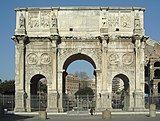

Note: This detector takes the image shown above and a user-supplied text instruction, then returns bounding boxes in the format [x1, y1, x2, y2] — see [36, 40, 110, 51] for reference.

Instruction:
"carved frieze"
[27, 53, 38, 64]
[40, 53, 51, 64]
[28, 11, 39, 28]
[40, 11, 51, 28]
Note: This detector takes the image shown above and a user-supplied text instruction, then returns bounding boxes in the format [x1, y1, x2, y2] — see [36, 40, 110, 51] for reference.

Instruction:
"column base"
[96, 91, 112, 112]
[14, 107, 26, 112]
[133, 107, 148, 112]
[133, 90, 145, 111]
[58, 108, 64, 113]
[14, 91, 26, 112]
[46, 108, 59, 113]
[26, 107, 31, 112]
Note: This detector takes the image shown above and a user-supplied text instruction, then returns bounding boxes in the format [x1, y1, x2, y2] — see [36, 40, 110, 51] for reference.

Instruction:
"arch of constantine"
[12, 6, 160, 112]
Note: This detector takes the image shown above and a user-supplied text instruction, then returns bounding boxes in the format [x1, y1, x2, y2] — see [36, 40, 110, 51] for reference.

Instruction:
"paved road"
[1, 114, 160, 121]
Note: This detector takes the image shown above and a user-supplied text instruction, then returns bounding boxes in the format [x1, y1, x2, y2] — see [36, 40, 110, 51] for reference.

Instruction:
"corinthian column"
[47, 35, 59, 112]
[12, 35, 28, 112]
[133, 35, 147, 111]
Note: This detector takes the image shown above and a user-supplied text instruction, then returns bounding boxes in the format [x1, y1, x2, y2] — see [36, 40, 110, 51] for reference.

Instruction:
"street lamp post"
[148, 59, 151, 106]
[38, 81, 41, 111]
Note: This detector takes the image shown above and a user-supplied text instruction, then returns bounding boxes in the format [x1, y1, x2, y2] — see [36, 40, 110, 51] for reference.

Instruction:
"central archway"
[62, 53, 97, 112]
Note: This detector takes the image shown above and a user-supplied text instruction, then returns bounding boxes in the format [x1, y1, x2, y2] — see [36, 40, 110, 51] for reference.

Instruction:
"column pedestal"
[46, 92, 58, 113]
[96, 91, 112, 111]
[26, 94, 31, 112]
[58, 93, 63, 112]
[133, 91, 146, 111]
[14, 91, 26, 112]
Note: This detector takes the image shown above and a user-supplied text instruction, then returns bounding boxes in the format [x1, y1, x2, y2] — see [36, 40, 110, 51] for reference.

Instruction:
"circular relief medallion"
[109, 54, 119, 64]
[40, 53, 51, 64]
[27, 53, 38, 65]
[122, 53, 133, 65]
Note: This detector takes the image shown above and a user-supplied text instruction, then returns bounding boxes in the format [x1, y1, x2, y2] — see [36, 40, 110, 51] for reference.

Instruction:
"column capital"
[12, 35, 29, 45]
[94, 69, 101, 73]
[58, 69, 65, 73]
[99, 34, 109, 44]
[49, 34, 60, 43]
[132, 35, 143, 43]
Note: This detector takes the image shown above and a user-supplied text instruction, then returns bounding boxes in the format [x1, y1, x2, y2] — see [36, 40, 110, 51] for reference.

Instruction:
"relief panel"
[28, 11, 39, 29]
[108, 52, 135, 70]
[108, 12, 119, 29]
[122, 53, 134, 65]
[51, 12, 57, 28]
[40, 53, 51, 64]
[109, 53, 119, 65]
[40, 11, 51, 28]
[120, 13, 132, 29]
[27, 53, 38, 65]
[19, 13, 25, 29]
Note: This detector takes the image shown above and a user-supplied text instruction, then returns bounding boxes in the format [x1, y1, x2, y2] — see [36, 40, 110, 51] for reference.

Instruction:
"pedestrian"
[90, 108, 93, 115]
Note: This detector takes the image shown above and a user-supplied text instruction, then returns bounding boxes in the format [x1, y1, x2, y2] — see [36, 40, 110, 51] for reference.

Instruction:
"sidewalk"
[8, 111, 160, 115]
[1, 114, 160, 121]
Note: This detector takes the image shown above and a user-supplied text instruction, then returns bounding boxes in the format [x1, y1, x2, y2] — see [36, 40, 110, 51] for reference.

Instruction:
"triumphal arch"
[12, 7, 149, 112]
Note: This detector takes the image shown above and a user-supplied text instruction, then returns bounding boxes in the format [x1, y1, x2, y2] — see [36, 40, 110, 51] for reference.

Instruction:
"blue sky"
[0, 0, 160, 80]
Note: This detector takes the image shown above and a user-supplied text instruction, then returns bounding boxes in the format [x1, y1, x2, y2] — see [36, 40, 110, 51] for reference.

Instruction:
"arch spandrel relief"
[122, 53, 134, 65]
[58, 47, 102, 70]
[109, 53, 119, 65]
[40, 53, 51, 65]
[27, 53, 38, 65]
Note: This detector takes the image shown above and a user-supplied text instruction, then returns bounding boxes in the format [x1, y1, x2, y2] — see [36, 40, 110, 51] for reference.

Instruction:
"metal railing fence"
[1, 94, 160, 112]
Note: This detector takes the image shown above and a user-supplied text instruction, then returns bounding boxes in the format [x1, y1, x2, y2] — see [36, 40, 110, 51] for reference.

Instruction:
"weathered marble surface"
[13, 7, 148, 112]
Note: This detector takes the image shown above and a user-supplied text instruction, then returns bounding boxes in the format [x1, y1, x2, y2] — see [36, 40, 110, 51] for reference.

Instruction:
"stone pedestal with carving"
[14, 91, 26, 112]
[133, 91, 145, 111]
[96, 92, 112, 111]
[46, 92, 58, 112]
[58, 93, 63, 113]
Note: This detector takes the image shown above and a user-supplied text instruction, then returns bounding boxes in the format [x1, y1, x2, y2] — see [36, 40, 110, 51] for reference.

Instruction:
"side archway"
[30, 74, 47, 111]
[154, 61, 160, 67]
[158, 82, 160, 94]
[112, 74, 129, 110]
[154, 69, 160, 79]
[144, 83, 149, 94]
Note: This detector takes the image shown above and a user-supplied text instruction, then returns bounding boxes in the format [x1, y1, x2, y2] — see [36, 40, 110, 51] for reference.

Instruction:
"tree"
[37, 81, 47, 93]
[0, 80, 15, 95]
[75, 87, 94, 100]
[74, 72, 90, 81]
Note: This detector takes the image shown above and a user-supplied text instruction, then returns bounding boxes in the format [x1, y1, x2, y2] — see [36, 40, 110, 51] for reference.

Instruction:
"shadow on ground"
[0, 114, 34, 121]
